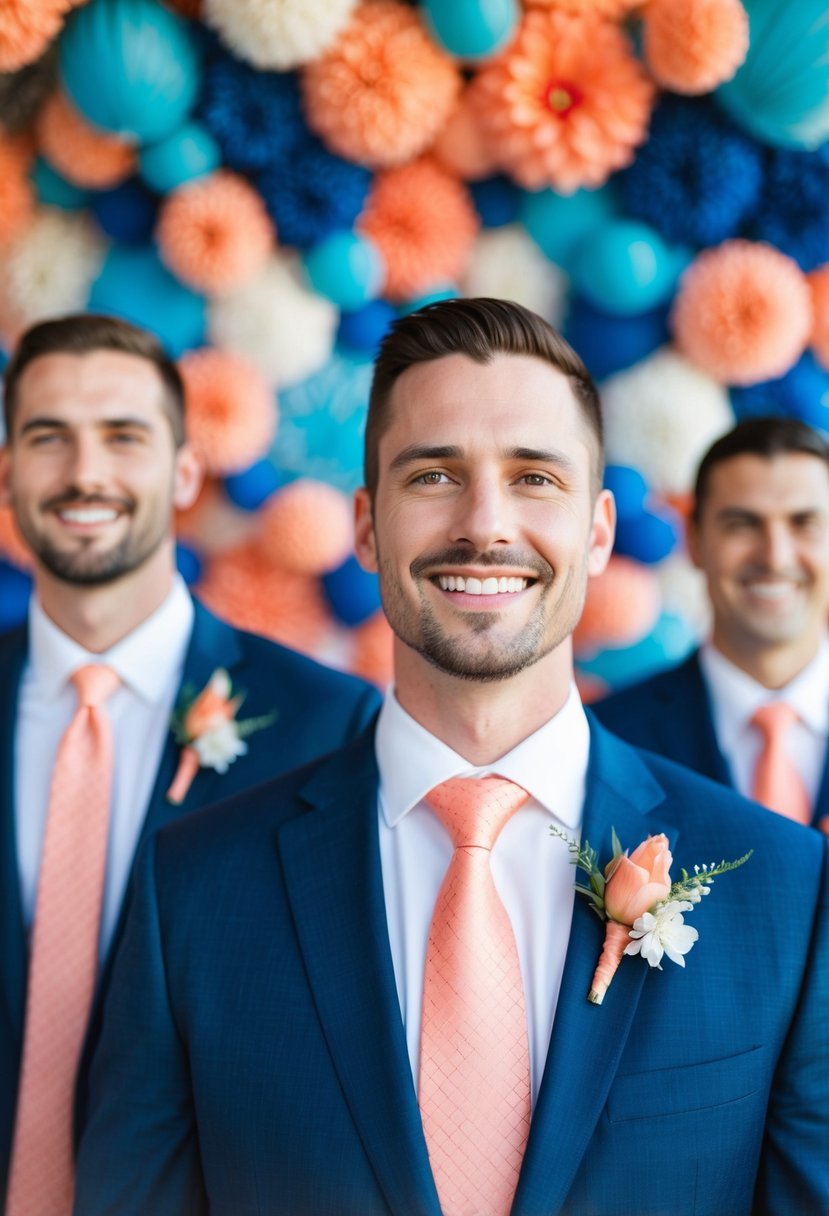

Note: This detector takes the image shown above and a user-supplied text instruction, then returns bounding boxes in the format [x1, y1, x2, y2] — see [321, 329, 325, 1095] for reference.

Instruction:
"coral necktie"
[7, 664, 120, 1216]
[751, 702, 811, 825]
[420, 776, 531, 1216]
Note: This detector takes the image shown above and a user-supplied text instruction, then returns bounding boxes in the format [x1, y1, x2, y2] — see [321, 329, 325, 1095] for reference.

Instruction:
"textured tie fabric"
[419, 776, 532, 1216]
[751, 702, 811, 825]
[7, 665, 120, 1216]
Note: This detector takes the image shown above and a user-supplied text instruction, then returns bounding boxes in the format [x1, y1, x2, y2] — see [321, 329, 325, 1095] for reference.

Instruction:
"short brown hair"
[3, 313, 186, 445]
[364, 297, 603, 496]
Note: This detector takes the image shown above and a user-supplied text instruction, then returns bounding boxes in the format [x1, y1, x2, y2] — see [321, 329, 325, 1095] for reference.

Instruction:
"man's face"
[689, 452, 829, 662]
[355, 352, 614, 682]
[0, 349, 199, 587]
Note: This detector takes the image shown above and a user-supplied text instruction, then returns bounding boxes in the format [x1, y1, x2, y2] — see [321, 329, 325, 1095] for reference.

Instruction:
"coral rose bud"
[604, 833, 672, 925]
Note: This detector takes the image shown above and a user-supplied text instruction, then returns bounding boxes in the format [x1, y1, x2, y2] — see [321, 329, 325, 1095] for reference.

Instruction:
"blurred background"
[0, 0, 827, 694]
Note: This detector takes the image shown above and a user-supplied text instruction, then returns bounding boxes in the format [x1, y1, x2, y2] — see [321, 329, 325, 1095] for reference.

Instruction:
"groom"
[76, 299, 828, 1215]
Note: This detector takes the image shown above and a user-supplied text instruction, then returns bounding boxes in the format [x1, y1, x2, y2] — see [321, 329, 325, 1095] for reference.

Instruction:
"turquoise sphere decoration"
[569, 220, 692, 317]
[304, 232, 385, 312]
[140, 122, 222, 194]
[519, 185, 617, 270]
[421, 0, 519, 61]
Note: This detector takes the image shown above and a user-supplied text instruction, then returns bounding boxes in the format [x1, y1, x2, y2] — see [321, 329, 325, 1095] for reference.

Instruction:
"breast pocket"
[606, 1043, 767, 1123]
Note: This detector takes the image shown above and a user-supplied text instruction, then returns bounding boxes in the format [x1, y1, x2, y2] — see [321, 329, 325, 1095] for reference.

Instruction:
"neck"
[711, 629, 822, 691]
[393, 641, 574, 765]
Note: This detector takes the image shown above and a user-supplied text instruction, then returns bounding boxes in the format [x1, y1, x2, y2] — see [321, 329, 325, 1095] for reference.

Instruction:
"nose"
[761, 521, 797, 572]
[66, 432, 109, 493]
[449, 475, 514, 552]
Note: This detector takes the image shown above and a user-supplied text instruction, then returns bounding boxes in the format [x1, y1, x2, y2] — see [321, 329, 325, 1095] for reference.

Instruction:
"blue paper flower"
[198, 49, 306, 172]
[751, 145, 829, 272]
[254, 139, 371, 249]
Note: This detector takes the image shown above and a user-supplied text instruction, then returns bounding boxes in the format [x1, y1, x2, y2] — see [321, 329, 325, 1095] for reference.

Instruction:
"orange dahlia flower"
[36, 91, 135, 189]
[179, 349, 277, 476]
[302, 0, 461, 169]
[475, 8, 655, 193]
[643, 0, 749, 94]
[0, 0, 67, 73]
[807, 266, 829, 372]
[431, 81, 501, 182]
[0, 134, 35, 249]
[672, 240, 812, 386]
[358, 157, 478, 300]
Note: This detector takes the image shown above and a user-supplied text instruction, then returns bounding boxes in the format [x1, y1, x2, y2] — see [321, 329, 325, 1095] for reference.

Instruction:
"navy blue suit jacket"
[0, 599, 380, 1203]
[75, 717, 829, 1215]
[592, 650, 829, 830]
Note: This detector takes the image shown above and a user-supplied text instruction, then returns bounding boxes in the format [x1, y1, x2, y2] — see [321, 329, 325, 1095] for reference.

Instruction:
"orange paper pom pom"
[259, 480, 353, 575]
[0, 506, 33, 570]
[351, 610, 394, 689]
[672, 240, 812, 386]
[0, 0, 67, 73]
[156, 171, 274, 295]
[0, 134, 35, 248]
[808, 265, 829, 372]
[524, 0, 639, 14]
[574, 557, 661, 652]
[36, 90, 135, 189]
[643, 0, 749, 94]
[475, 9, 655, 194]
[179, 349, 277, 476]
[430, 82, 500, 182]
[302, 0, 460, 169]
[358, 157, 478, 300]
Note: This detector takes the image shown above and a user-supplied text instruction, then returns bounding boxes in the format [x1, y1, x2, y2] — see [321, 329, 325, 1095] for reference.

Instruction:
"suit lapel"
[513, 723, 679, 1216]
[0, 628, 29, 1051]
[279, 731, 442, 1216]
[657, 652, 733, 786]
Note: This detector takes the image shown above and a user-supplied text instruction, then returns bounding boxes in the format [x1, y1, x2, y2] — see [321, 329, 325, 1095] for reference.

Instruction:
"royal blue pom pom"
[322, 555, 382, 627]
[564, 296, 670, 382]
[615, 510, 679, 565]
[255, 139, 372, 249]
[90, 179, 159, 245]
[224, 460, 282, 511]
[470, 175, 521, 228]
[751, 145, 829, 272]
[198, 50, 305, 172]
[338, 300, 396, 354]
[731, 351, 829, 431]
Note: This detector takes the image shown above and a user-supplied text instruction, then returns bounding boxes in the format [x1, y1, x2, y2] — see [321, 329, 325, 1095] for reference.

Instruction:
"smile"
[436, 575, 530, 595]
[56, 507, 120, 525]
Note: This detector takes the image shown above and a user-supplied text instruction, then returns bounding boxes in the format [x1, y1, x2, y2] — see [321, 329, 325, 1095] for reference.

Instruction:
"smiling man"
[0, 314, 381, 1216]
[595, 418, 829, 830]
[75, 301, 828, 1216]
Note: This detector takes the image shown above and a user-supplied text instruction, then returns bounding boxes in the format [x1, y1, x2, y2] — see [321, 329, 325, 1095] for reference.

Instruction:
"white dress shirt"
[699, 638, 829, 804]
[15, 577, 194, 958]
[376, 684, 589, 1106]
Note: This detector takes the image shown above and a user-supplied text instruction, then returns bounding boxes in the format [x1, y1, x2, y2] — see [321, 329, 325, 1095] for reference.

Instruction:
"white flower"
[624, 900, 699, 970]
[192, 720, 248, 774]
[204, 0, 356, 70]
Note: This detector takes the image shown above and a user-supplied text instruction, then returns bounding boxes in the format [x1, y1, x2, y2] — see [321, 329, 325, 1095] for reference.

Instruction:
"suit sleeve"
[73, 836, 206, 1216]
[753, 836, 829, 1215]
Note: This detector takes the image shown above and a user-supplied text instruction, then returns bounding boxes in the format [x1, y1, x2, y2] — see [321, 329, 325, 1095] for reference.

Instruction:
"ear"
[353, 486, 378, 573]
[586, 488, 616, 577]
[172, 442, 204, 511]
[685, 513, 703, 570]
[0, 446, 10, 508]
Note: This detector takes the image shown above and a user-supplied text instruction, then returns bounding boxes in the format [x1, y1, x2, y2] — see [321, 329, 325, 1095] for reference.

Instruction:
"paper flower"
[358, 157, 478, 301]
[208, 252, 337, 388]
[0, 507, 32, 570]
[752, 147, 829, 274]
[302, 0, 460, 169]
[198, 51, 306, 173]
[671, 240, 812, 385]
[524, 0, 639, 14]
[0, 0, 66, 73]
[351, 610, 394, 689]
[0, 134, 34, 249]
[643, 0, 749, 94]
[573, 556, 661, 652]
[156, 171, 274, 294]
[254, 138, 371, 249]
[808, 265, 829, 371]
[36, 90, 135, 189]
[431, 82, 501, 182]
[0, 44, 58, 133]
[474, 8, 655, 193]
[178, 348, 277, 476]
[203, 0, 357, 70]
[730, 352, 829, 431]
[461, 225, 567, 329]
[259, 480, 353, 575]
[618, 94, 763, 248]
[601, 348, 733, 496]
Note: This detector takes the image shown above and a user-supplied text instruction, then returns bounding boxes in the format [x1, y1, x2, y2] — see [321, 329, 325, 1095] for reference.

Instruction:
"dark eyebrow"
[19, 416, 154, 436]
[389, 444, 577, 475]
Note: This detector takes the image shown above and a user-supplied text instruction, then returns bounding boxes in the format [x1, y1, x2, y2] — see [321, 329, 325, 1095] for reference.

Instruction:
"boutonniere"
[166, 668, 275, 805]
[550, 827, 752, 1005]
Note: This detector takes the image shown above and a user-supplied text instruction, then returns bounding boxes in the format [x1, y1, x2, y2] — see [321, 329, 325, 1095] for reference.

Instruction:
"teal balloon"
[519, 185, 616, 270]
[140, 122, 221, 194]
[303, 232, 385, 311]
[421, 0, 519, 61]
[88, 245, 205, 357]
[717, 0, 829, 149]
[59, 0, 201, 143]
[32, 159, 90, 211]
[399, 284, 459, 314]
[569, 220, 692, 317]
[579, 612, 696, 690]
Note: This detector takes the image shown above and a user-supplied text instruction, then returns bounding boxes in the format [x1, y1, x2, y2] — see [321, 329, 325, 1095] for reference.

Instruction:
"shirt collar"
[29, 576, 194, 705]
[375, 683, 589, 831]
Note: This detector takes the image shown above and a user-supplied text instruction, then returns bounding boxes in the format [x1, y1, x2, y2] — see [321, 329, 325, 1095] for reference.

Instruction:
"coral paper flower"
[178, 348, 277, 476]
[671, 240, 813, 386]
[36, 90, 135, 189]
[475, 9, 655, 193]
[259, 480, 353, 576]
[302, 0, 460, 170]
[524, 0, 639, 15]
[0, 0, 67, 73]
[0, 133, 35, 250]
[808, 266, 829, 371]
[643, 0, 749, 95]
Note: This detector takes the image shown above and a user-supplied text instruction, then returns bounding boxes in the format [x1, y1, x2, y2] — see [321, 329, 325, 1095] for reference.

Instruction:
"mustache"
[738, 565, 807, 584]
[43, 490, 134, 512]
[410, 547, 553, 583]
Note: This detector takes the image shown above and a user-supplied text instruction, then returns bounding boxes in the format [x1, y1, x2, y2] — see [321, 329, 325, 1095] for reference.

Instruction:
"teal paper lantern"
[569, 220, 692, 317]
[519, 185, 617, 270]
[421, 0, 519, 61]
[303, 231, 385, 311]
[140, 121, 221, 194]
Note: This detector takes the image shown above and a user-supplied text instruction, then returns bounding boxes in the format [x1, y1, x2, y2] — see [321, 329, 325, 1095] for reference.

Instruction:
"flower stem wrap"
[166, 745, 200, 805]
[588, 920, 631, 1005]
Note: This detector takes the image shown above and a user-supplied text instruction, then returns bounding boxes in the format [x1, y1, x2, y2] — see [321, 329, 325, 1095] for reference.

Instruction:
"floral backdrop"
[0, 0, 828, 693]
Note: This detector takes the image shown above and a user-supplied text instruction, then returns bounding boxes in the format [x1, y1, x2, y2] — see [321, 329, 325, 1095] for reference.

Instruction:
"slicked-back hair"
[693, 417, 829, 522]
[3, 313, 186, 446]
[364, 297, 604, 496]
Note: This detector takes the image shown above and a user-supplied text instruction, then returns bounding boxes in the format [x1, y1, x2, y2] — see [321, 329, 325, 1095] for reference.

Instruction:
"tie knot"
[425, 776, 530, 851]
[71, 664, 120, 709]
[752, 701, 798, 740]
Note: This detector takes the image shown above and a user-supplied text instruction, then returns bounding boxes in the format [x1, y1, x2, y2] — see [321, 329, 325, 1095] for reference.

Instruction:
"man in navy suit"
[594, 417, 829, 831]
[0, 313, 380, 1212]
[76, 301, 828, 1215]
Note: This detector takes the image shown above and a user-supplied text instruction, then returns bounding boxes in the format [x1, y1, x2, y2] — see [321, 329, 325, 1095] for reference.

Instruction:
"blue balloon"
[322, 555, 382, 627]
[569, 220, 692, 317]
[421, 0, 519, 60]
[614, 510, 679, 565]
[59, 0, 201, 143]
[224, 460, 282, 512]
[399, 285, 459, 314]
[140, 121, 221, 194]
[303, 231, 384, 311]
[564, 295, 670, 381]
[91, 178, 159, 244]
[731, 351, 829, 432]
[0, 562, 32, 631]
[338, 300, 396, 354]
[603, 465, 648, 519]
[31, 158, 90, 211]
[175, 542, 202, 587]
[88, 244, 206, 357]
[519, 185, 616, 269]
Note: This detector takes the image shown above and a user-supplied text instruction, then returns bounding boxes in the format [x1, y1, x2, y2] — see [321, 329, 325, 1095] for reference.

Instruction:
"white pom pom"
[658, 553, 711, 641]
[2, 207, 105, 329]
[461, 225, 568, 328]
[208, 253, 338, 388]
[601, 347, 733, 497]
[203, 0, 357, 70]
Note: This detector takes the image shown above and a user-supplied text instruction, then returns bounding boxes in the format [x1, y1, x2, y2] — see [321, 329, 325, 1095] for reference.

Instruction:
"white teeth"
[437, 575, 529, 594]
[745, 582, 793, 599]
[59, 508, 118, 524]
[465, 577, 482, 594]
[481, 578, 499, 595]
